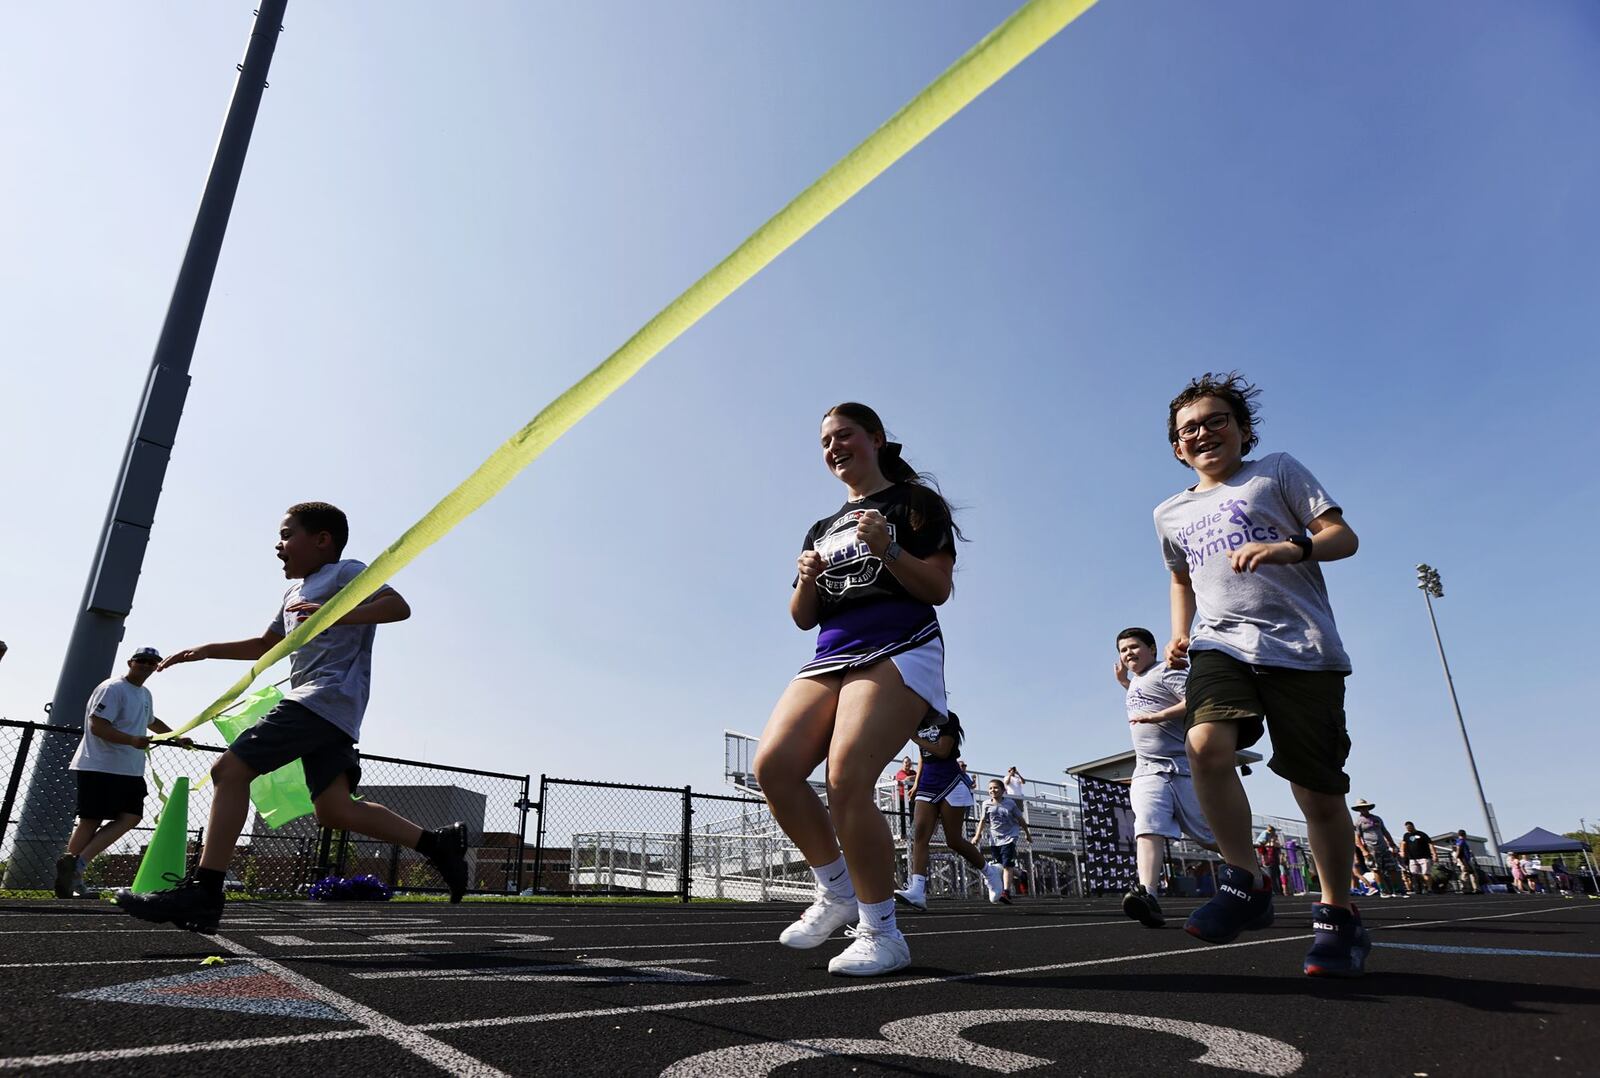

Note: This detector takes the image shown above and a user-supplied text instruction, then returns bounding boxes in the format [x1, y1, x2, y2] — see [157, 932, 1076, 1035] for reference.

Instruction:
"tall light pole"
[1416, 564, 1501, 858]
[3, 1, 287, 888]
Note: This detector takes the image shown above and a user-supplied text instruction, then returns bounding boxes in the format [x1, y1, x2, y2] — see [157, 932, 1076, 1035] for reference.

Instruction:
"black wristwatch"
[1286, 535, 1313, 562]
[883, 540, 902, 563]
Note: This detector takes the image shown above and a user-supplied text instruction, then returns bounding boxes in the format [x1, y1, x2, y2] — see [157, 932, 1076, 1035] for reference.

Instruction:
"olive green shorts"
[1184, 648, 1351, 795]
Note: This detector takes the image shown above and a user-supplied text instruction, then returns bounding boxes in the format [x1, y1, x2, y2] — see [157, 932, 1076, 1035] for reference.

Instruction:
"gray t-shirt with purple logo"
[1124, 661, 1190, 776]
[1154, 453, 1351, 672]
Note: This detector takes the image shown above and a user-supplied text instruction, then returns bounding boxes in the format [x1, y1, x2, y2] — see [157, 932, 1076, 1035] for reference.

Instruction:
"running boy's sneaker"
[892, 883, 928, 911]
[778, 887, 858, 949]
[424, 822, 470, 903]
[827, 924, 912, 977]
[115, 875, 225, 934]
[982, 864, 1010, 904]
[54, 854, 77, 899]
[1303, 902, 1371, 978]
[1184, 863, 1274, 944]
[1122, 884, 1165, 928]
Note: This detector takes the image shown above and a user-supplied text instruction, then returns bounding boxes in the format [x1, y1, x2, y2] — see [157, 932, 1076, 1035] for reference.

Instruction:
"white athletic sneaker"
[778, 888, 858, 949]
[893, 884, 928, 911]
[827, 924, 912, 977]
[982, 863, 1008, 904]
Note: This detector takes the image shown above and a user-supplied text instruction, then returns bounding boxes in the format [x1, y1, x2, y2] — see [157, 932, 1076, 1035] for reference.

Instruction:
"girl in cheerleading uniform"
[753, 402, 960, 977]
[893, 710, 1006, 910]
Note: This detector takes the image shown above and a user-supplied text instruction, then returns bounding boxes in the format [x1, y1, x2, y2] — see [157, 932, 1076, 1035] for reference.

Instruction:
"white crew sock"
[858, 896, 897, 933]
[907, 873, 927, 892]
[812, 856, 855, 900]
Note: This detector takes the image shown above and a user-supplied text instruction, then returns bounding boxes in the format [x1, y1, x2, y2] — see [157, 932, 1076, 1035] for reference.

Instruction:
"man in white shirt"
[56, 647, 187, 898]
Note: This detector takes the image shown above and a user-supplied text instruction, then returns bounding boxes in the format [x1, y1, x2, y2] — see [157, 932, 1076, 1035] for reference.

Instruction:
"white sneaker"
[982, 864, 1008, 904]
[827, 924, 911, 977]
[893, 884, 928, 911]
[778, 888, 858, 949]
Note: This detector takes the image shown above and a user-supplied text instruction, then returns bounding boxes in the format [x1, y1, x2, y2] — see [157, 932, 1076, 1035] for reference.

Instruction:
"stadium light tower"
[3, 2, 287, 888]
[1416, 564, 1501, 858]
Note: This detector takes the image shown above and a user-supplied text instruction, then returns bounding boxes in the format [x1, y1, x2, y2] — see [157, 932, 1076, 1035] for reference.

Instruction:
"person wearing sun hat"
[1350, 798, 1404, 898]
[55, 647, 190, 898]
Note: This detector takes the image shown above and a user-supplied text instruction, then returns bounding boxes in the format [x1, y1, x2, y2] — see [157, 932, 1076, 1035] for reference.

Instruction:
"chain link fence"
[1, 720, 530, 897]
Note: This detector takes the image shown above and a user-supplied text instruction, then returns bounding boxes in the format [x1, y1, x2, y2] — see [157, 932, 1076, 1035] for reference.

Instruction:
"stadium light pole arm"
[1416, 564, 1500, 859]
[3, 1, 288, 889]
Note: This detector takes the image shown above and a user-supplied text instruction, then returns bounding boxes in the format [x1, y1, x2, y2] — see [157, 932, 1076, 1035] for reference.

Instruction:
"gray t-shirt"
[269, 559, 390, 741]
[70, 677, 153, 777]
[980, 797, 1025, 846]
[1154, 452, 1351, 671]
[1124, 661, 1190, 776]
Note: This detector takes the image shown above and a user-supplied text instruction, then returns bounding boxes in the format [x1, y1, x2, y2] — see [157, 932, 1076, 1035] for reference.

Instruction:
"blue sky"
[3, 2, 1596, 844]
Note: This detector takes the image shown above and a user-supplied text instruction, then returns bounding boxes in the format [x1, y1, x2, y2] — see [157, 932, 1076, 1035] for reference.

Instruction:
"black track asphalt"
[2, 893, 1597, 1075]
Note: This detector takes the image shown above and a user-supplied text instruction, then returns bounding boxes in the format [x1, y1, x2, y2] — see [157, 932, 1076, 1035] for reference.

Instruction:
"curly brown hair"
[1166, 371, 1262, 461]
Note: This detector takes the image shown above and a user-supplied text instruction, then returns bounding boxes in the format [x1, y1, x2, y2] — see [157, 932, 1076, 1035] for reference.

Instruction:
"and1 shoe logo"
[812, 512, 897, 597]
[1219, 883, 1249, 899]
[1172, 498, 1283, 571]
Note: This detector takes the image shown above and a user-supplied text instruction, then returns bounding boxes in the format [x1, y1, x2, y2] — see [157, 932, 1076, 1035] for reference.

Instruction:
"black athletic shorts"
[75, 770, 146, 820]
[989, 842, 1018, 867]
[227, 700, 361, 800]
[1184, 648, 1351, 795]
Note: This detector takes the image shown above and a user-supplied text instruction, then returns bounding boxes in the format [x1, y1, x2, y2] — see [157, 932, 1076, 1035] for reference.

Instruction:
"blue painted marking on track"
[1375, 942, 1600, 959]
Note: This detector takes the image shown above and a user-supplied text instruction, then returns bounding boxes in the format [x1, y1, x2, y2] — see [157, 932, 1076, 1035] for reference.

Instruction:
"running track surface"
[2, 894, 1597, 1075]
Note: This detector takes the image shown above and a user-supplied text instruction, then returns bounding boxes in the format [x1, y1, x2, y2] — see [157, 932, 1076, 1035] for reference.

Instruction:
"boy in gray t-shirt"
[1114, 626, 1215, 929]
[1155, 373, 1370, 978]
[116, 502, 469, 934]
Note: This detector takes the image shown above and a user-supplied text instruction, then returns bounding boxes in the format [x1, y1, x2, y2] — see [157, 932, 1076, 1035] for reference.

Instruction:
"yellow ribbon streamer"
[165, 0, 1099, 739]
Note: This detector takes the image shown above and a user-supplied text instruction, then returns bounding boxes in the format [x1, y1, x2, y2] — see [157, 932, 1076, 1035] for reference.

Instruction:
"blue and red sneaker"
[1184, 863, 1275, 944]
[1304, 902, 1371, 977]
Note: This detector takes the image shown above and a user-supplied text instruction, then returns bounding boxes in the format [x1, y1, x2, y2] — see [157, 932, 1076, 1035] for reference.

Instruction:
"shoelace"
[842, 924, 890, 942]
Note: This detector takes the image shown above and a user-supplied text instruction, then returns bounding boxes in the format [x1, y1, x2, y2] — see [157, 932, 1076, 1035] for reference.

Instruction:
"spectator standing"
[1255, 827, 1285, 895]
[1351, 799, 1406, 897]
[1399, 821, 1433, 896]
[1510, 853, 1527, 894]
[1453, 830, 1481, 894]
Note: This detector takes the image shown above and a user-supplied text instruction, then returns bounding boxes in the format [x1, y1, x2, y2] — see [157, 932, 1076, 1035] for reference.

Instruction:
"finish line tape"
[165, 0, 1099, 738]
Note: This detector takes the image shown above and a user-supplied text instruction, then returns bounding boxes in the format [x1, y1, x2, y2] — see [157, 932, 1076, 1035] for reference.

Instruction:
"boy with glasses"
[1154, 372, 1369, 976]
[56, 647, 190, 898]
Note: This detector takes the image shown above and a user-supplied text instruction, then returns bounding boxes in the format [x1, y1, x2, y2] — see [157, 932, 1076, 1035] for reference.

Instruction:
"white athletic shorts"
[1130, 771, 1213, 844]
[916, 779, 974, 808]
[888, 636, 947, 717]
[1408, 858, 1432, 876]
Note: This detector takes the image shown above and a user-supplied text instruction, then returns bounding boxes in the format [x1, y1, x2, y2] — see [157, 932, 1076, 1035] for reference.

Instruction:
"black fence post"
[334, 830, 350, 876]
[388, 843, 401, 888]
[316, 825, 333, 877]
[530, 774, 547, 894]
[0, 725, 36, 852]
[513, 775, 532, 894]
[679, 786, 693, 904]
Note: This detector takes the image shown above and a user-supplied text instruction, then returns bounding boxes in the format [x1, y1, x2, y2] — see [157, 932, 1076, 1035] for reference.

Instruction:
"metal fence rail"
[1, 720, 530, 897]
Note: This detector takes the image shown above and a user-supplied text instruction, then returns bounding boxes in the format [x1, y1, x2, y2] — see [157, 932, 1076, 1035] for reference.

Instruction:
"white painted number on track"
[661, 1008, 1303, 1077]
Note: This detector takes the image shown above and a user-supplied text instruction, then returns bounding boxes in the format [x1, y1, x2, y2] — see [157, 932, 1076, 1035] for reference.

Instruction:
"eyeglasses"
[1175, 411, 1232, 442]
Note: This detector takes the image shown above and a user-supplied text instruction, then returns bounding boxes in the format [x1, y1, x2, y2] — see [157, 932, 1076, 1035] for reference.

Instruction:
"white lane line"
[0, 920, 1134, 970]
[414, 902, 1591, 1033]
[205, 935, 508, 1077]
[0, 902, 1584, 1069]
[0, 1030, 374, 1069]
